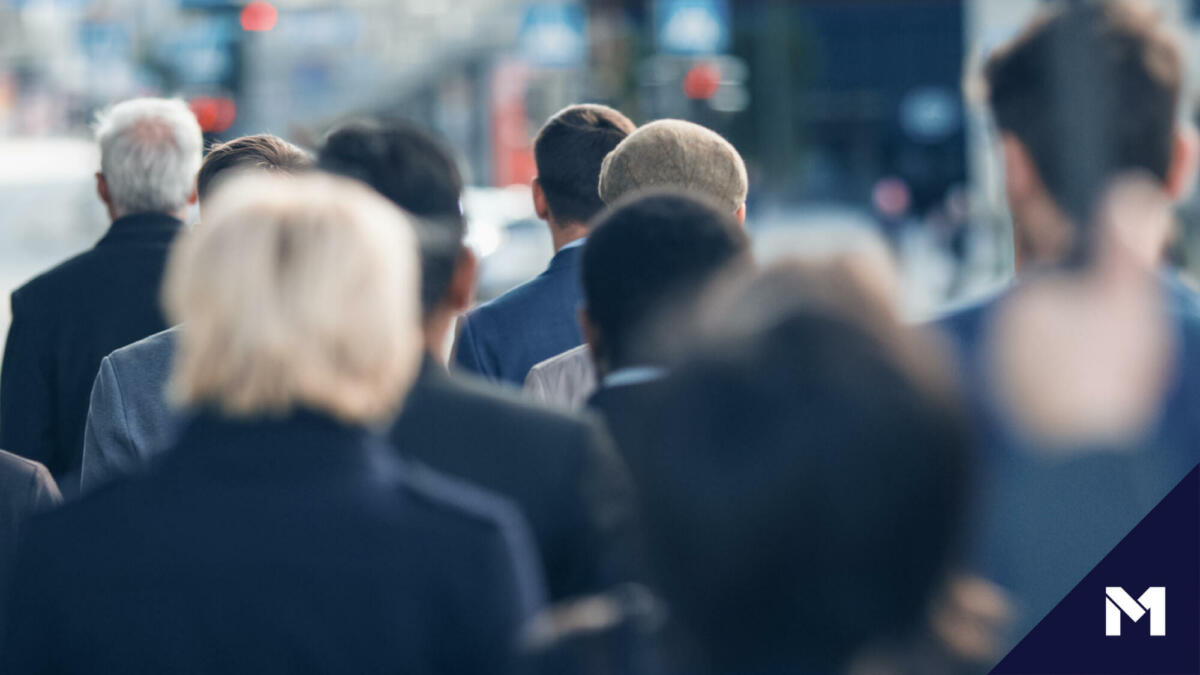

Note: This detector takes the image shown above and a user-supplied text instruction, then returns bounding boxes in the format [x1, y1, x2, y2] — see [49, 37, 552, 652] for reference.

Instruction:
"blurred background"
[5, 0, 1200, 346]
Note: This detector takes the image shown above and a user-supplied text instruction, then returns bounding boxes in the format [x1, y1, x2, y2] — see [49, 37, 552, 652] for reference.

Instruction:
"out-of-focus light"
[872, 177, 911, 218]
[190, 97, 237, 133]
[683, 62, 721, 100]
[241, 1, 278, 32]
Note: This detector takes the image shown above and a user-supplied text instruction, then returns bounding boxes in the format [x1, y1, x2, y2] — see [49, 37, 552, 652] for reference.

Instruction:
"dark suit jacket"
[0, 450, 60, 611]
[81, 329, 636, 603]
[452, 242, 585, 386]
[0, 213, 182, 486]
[3, 409, 543, 674]
[394, 357, 637, 600]
[586, 381, 666, 482]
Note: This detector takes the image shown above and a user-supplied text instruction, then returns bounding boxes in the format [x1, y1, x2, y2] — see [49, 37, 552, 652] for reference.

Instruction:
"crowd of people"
[0, 1, 1198, 673]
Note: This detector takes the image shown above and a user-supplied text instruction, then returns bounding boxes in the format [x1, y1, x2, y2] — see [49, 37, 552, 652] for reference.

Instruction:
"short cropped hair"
[983, 0, 1183, 222]
[582, 190, 750, 370]
[196, 134, 312, 203]
[599, 119, 748, 214]
[95, 98, 204, 216]
[164, 173, 422, 424]
[534, 104, 635, 225]
[641, 308, 969, 672]
[318, 121, 464, 315]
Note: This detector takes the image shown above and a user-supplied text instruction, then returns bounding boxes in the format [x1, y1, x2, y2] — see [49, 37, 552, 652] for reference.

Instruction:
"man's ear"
[1165, 125, 1199, 203]
[187, 185, 199, 206]
[447, 246, 478, 314]
[734, 203, 746, 226]
[96, 173, 111, 207]
[1001, 133, 1038, 204]
[532, 177, 551, 222]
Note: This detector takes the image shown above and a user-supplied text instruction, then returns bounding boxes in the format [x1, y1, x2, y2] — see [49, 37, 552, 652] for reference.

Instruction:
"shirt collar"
[601, 365, 667, 389]
[558, 236, 587, 252]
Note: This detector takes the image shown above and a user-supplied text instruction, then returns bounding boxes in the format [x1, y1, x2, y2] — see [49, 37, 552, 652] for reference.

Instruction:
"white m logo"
[1105, 586, 1166, 636]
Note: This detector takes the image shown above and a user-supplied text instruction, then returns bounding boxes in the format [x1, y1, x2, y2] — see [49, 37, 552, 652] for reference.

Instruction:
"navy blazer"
[453, 241, 585, 386]
[0, 213, 182, 486]
[4, 409, 544, 674]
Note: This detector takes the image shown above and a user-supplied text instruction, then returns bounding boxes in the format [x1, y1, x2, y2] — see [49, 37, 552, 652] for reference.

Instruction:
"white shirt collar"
[601, 366, 667, 389]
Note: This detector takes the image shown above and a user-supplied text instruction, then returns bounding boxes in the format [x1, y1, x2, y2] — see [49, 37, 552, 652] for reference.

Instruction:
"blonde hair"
[163, 172, 422, 424]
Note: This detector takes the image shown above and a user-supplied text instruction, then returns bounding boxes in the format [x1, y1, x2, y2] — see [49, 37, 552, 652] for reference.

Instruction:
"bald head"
[598, 119, 748, 214]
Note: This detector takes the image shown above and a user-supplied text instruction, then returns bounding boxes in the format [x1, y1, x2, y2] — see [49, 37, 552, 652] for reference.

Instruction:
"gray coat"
[80, 327, 180, 493]
[1, 449, 60, 592]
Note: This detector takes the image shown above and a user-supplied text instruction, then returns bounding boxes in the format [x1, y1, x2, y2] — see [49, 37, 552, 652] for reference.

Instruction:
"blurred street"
[3, 0, 1200, 345]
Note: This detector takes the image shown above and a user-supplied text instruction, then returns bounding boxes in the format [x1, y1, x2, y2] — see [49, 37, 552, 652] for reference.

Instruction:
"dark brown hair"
[197, 134, 312, 202]
[534, 104, 635, 226]
[984, 0, 1182, 224]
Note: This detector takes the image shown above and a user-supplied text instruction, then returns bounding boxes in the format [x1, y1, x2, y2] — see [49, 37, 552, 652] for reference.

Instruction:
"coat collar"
[95, 212, 185, 249]
[545, 238, 585, 274]
[169, 407, 395, 481]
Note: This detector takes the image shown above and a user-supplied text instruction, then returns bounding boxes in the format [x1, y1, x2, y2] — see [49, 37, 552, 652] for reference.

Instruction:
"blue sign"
[154, 17, 236, 85]
[655, 0, 730, 55]
[519, 3, 587, 68]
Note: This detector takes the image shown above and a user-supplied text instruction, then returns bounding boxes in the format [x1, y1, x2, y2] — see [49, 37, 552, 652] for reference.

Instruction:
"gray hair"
[95, 98, 203, 216]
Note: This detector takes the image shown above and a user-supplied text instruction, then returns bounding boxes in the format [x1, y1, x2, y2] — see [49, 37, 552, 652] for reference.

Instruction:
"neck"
[112, 208, 187, 223]
[550, 220, 589, 252]
[1010, 199, 1077, 273]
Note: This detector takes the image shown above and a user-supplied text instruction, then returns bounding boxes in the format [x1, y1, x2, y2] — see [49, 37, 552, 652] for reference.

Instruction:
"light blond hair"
[163, 172, 422, 424]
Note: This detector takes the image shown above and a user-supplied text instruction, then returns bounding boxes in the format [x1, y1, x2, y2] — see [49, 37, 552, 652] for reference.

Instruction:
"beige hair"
[163, 172, 422, 424]
[598, 119, 748, 213]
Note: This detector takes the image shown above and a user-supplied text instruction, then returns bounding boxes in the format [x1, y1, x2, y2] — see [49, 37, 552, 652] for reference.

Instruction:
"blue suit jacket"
[453, 242, 585, 386]
[934, 272, 1200, 644]
[6, 409, 543, 674]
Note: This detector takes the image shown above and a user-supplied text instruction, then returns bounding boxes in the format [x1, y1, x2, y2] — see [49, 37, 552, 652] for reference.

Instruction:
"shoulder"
[0, 449, 55, 496]
[526, 345, 596, 404]
[9, 250, 101, 312]
[529, 344, 591, 377]
[467, 269, 567, 328]
[396, 456, 528, 533]
[441, 370, 597, 439]
[107, 325, 179, 370]
[926, 284, 1009, 349]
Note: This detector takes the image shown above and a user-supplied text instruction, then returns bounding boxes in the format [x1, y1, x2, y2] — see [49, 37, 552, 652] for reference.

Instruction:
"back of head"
[163, 173, 422, 425]
[534, 104, 636, 225]
[984, 0, 1183, 225]
[582, 190, 750, 371]
[641, 307, 969, 673]
[196, 134, 312, 204]
[95, 98, 204, 216]
[598, 119, 748, 214]
[317, 121, 464, 315]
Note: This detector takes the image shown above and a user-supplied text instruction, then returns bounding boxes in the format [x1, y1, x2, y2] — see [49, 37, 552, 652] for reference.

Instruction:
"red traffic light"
[241, 1, 278, 32]
[189, 97, 237, 133]
[683, 62, 721, 100]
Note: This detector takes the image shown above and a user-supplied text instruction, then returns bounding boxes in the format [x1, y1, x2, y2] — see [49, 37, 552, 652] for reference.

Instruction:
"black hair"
[581, 190, 749, 372]
[640, 310, 970, 673]
[318, 121, 464, 315]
